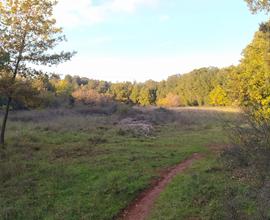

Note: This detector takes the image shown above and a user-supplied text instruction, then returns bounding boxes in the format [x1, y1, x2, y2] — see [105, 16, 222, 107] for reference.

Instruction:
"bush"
[72, 87, 112, 105]
[118, 118, 154, 137]
[75, 103, 117, 115]
[157, 93, 183, 107]
[221, 111, 270, 219]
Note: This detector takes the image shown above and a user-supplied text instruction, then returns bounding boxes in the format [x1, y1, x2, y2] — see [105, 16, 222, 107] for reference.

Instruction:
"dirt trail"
[118, 153, 203, 220]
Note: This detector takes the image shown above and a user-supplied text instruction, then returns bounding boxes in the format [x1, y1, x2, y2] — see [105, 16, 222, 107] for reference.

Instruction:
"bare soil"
[118, 153, 203, 220]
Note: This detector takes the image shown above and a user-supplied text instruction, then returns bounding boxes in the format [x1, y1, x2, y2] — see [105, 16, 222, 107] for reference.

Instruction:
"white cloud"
[49, 53, 240, 82]
[54, 0, 159, 27]
[159, 15, 170, 22]
[110, 0, 158, 13]
[90, 36, 113, 45]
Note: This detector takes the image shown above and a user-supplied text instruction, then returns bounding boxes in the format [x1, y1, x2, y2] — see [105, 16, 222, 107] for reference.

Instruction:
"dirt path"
[118, 153, 203, 220]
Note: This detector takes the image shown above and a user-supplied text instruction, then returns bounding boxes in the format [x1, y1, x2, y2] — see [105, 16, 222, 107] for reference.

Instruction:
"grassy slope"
[0, 107, 239, 220]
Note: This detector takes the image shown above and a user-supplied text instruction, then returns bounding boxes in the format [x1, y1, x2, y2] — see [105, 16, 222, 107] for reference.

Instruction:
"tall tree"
[245, 0, 270, 13]
[230, 22, 270, 120]
[130, 83, 142, 104]
[0, 0, 75, 145]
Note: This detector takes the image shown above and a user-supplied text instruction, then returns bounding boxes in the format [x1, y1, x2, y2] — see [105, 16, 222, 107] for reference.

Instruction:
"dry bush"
[118, 117, 154, 137]
[72, 87, 112, 105]
[222, 113, 270, 183]
[75, 103, 117, 115]
[221, 112, 270, 219]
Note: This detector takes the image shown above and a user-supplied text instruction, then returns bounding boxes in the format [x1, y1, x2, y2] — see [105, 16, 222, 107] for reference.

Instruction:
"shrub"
[118, 118, 154, 137]
[222, 111, 270, 219]
[72, 87, 112, 105]
[157, 93, 183, 107]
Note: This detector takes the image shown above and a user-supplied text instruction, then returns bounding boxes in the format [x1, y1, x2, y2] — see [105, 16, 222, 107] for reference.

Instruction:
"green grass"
[148, 156, 255, 220]
[0, 107, 240, 220]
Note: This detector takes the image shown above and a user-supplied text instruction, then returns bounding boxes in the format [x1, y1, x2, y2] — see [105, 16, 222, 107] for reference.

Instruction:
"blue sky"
[51, 0, 267, 82]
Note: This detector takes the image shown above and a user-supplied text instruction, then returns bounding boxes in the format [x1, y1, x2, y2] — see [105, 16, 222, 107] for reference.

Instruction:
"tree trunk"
[0, 30, 26, 147]
[0, 97, 11, 146]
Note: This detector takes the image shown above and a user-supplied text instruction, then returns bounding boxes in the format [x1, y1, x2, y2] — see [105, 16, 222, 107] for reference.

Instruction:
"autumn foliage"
[157, 93, 182, 107]
[72, 87, 112, 105]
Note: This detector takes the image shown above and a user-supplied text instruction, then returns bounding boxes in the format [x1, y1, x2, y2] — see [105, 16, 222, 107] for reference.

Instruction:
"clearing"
[0, 106, 240, 219]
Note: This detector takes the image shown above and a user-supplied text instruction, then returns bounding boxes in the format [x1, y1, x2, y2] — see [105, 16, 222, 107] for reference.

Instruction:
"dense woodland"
[0, 66, 230, 108]
[1, 20, 269, 116]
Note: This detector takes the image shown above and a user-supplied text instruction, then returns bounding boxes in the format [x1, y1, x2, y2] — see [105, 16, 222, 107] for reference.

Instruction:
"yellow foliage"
[54, 80, 71, 95]
[157, 93, 182, 107]
[232, 28, 270, 120]
[209, 85, 229, 106]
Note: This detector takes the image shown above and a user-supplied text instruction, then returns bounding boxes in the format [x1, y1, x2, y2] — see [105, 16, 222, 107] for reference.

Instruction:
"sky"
[50, 0, 268, 82]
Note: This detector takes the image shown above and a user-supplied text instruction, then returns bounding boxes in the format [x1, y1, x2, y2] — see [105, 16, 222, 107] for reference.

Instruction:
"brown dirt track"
[119, 153, 203, 220]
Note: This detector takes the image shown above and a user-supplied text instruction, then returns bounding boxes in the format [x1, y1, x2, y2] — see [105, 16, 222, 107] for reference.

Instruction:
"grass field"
[0, 106, 241, 220]
[148, 155, 254, 220]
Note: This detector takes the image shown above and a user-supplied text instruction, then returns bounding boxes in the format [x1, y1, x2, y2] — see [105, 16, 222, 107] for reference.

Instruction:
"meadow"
[0, 105, 242, 220]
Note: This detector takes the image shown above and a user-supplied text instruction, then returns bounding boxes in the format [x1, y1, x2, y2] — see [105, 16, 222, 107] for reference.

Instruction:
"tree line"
[1, 1, 269, 113]
[0, 66, 232, 109]
[3, 17, 269, 112]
